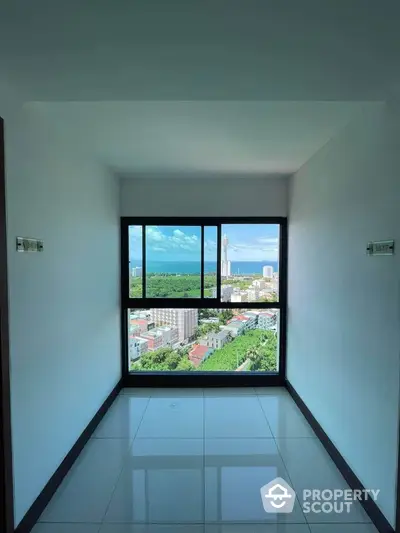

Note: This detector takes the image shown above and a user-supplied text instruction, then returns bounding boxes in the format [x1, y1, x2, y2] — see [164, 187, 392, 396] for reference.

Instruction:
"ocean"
[130, 260, 278, 275]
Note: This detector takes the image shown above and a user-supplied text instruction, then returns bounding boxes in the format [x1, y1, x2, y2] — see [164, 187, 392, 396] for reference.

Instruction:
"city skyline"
[129, 224, 279, 262]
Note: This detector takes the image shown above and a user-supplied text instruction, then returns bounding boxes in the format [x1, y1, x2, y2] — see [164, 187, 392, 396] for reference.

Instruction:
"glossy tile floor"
[34, 387, 377, 533]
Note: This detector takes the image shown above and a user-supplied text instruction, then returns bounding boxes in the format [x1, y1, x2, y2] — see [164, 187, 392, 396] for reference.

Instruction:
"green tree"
[219, 309, 234, 325]
[132, 346, 195, 372]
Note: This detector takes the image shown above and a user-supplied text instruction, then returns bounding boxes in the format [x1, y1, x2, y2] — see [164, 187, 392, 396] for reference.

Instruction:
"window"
[145, 225, 201, 298]
[204, 226, 218, 298]
[128, 308, 280, 372]
[121, 218, 286, 381]
[129, 225, 143, 298]
[220, 224, 279, 303]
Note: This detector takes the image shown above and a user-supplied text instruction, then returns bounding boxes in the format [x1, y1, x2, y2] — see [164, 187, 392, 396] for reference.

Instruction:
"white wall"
[120, 175, 288, 217]
[2, 103, 121, 525]
[288, 102, 400, 526]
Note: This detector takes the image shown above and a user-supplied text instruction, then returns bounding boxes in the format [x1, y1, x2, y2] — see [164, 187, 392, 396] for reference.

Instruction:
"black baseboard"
[123, 372, 284, 388]
[286, 380, 394, 533]
[15, 379, 123, 533]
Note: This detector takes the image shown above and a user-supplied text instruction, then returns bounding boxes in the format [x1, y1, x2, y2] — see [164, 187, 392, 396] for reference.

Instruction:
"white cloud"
[148, 226, 200, 254]
[227, 239, 278, 261]
[147, 227, 166, 243]
[257, 237, 279, 245]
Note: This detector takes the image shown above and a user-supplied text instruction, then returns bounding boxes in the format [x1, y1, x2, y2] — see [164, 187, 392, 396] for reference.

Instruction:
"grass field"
[130, 273, 216, 298]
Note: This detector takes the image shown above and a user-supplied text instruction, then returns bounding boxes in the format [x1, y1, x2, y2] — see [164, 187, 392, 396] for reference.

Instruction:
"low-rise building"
[206, 329, 231, 349]
[129, 336, 149, 361]
[139, 329, 163, 351]
[222, 320, 246, 337]
[200, 317, 220, 324]
[129, 323, 141, 336]
[257, 311, 278, 330]
[231, 291, 248, 303]
[259, 286, 273, 295]
[221, 285, 234, 302]
[252, 279, 266, 289]
[130, 318, 149, 334]
[155, 325, 179, 346]
[188, 344, 214, 367]
[247, 288, 259, 301]
[241, 312, 258, 329]
[131, 310, 150, 319]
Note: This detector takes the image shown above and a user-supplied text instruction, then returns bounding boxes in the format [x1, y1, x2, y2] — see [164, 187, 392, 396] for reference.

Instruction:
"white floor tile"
[94, 396, 150, 439]
[205, 397, 273, 438]
[275, 439, 370, 524]
[33, 525, 100, 533]
[256, 388, 290, 397]
[258, 396, 315, 438]
[204, 439, 306, 524]
[35, 388, 380, 532]
[104, 439, 204, 524]
[150, 388, 204, 398]
[204, 388, 256, 397]
[309, 525, 378, 533]
[100, 525, 204, 532]
[39, 439, 132, 523]
[136, 397, 203, 438]
[206, 526, 311, 532]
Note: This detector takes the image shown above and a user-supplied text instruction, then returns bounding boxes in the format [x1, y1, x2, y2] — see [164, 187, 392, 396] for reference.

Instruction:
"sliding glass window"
[121, 218, 286, 381]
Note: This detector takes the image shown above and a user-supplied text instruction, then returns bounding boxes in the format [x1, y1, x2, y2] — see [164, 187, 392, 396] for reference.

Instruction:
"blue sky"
[129, 224, 279, 262]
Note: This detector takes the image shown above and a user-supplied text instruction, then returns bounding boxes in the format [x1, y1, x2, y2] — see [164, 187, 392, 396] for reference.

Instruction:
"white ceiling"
[0, 2, 396, 176]
[0, 0, 399, 101]
[34, 101, 369, 175]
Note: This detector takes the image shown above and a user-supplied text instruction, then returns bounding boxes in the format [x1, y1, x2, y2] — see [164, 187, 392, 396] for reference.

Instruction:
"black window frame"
[120, 216, 287, 387]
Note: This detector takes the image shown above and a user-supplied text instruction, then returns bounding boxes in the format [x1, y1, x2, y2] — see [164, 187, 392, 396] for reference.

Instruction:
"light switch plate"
[16, 237, 44, 252]
[366, 240, 394, 256]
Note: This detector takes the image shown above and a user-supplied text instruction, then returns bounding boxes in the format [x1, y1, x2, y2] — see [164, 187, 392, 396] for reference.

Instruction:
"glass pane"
[129, 225, 143, 298]
[221, 224, 279, 303]
[128, 308, 279, 372]
[204, 226, 217, 298]
[145, 226, 201, 298]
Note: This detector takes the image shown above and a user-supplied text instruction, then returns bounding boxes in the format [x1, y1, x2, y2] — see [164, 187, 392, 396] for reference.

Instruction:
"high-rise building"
[221, 234, 231, 277]
[150, 308, 198, 342]
[131, 266, 142, 277]
[263, 265, 274, 278]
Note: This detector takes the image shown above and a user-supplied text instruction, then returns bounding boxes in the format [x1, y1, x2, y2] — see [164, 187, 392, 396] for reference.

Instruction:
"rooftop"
[131, 318, 148, 325]
[132, 337, 148, 345]
[232, 315, 251, 322]
[140, 330, 163, 339]
[224, 321, 244, 329]
[189, 345, 210, 358]
[208, 330, 230, 340]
